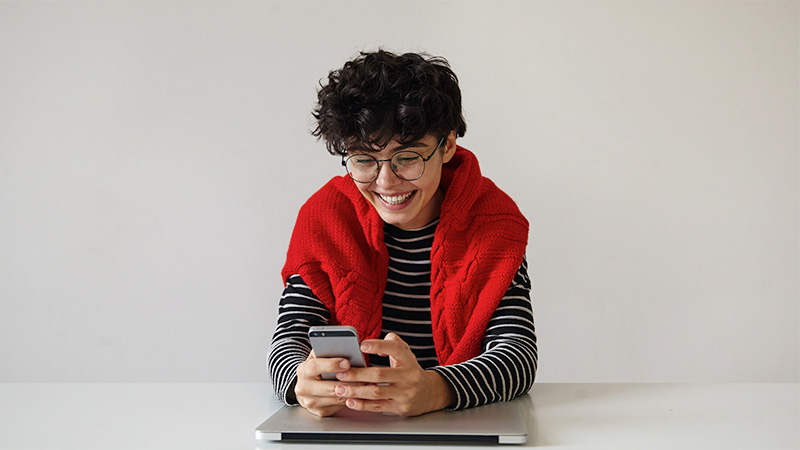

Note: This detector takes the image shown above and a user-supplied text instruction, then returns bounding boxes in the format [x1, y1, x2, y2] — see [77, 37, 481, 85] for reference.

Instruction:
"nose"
[374, 160, 401, 187]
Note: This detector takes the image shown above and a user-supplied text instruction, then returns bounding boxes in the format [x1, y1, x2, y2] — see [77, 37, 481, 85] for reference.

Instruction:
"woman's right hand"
[293, 351, 353, 417]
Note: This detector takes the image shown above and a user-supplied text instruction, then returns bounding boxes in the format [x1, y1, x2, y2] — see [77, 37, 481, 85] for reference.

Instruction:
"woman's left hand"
[332, 332, 456, 416]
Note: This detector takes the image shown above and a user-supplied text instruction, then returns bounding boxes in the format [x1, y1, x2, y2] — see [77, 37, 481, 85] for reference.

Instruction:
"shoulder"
[470, 180, 529, 250]
[442, 147, 528, 231]
[474, 177, 526, 220]
[463, 173, 529, 245]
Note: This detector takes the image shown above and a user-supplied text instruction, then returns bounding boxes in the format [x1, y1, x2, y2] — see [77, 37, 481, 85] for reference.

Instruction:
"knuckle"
[294, 384, 309, 396]
[395, 389, 414, 405]
[308, 359, 323, 372]
[396, 402, 413, 416]
[368, 401, 383, 412]
[298, 360, 315, 376]
[368, 385, 383, 398]
[372, 369, 390, 383]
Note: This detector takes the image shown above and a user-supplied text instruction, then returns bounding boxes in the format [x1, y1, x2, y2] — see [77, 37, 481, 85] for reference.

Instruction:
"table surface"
[0, 383, 797, 450]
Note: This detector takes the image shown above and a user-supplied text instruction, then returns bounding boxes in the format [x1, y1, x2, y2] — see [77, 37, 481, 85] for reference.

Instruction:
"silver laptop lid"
[255, 396, 529, 445]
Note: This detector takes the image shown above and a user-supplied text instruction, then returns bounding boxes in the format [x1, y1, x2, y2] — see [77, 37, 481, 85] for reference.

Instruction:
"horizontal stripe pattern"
[373, 220, 441, 368]
[266, 279, 327, 404]
[267, 219, 537, 410]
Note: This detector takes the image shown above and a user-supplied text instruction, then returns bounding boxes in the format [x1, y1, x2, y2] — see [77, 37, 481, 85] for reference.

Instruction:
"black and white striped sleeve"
[266, 274, 330, 405]
[431, 257, 537, 410]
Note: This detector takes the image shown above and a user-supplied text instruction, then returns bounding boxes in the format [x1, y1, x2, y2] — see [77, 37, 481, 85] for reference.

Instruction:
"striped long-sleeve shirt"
[267, 219, 537, 410]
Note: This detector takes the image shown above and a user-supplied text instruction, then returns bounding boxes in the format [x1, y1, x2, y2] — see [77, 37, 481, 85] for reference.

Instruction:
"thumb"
[383, 333, 416, 367]
[384, 332, 403, 343]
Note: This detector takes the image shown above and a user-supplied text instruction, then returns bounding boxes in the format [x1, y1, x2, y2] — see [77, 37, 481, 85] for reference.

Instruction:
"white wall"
[0, 0, 797, 383]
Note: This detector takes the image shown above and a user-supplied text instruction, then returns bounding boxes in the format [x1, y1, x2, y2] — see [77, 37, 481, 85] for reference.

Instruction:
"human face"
[348, 133, 455, 230]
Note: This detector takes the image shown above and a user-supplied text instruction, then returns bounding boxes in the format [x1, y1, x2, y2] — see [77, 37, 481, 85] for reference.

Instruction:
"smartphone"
[308, 325, 368, 380]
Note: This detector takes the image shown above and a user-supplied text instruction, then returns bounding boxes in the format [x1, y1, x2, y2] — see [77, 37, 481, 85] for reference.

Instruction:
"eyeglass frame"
[341, 136, 446, 183]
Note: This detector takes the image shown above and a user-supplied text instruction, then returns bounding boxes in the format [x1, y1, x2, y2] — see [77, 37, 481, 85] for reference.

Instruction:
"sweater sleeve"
[430, 256, 537, 410]
[266, 274, 330, 405]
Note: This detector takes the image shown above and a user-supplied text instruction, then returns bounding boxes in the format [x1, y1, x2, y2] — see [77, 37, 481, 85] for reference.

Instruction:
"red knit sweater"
[281, 147, 528, 365]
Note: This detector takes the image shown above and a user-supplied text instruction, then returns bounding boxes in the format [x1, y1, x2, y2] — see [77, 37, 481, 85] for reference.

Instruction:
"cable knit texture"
[281, 146, 528, 365]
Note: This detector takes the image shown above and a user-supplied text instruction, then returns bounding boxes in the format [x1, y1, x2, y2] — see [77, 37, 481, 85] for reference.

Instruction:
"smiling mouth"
[377, 192, 415, 205]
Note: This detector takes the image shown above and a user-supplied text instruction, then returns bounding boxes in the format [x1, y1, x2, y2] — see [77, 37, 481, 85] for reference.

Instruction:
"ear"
[441, 130, 458, 164]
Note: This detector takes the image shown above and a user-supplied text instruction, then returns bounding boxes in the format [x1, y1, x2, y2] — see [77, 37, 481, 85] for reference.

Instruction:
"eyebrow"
[349, 140, 428, 154]
[394, 141, 428, 151]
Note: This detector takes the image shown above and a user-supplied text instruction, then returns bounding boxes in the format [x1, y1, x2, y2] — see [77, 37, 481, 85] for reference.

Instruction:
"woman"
[268, 50, 537, 417]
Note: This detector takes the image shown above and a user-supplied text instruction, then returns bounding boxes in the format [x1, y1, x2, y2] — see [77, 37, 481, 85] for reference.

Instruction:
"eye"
[350, 156, 375, 166]
[395, 153, 421, 165]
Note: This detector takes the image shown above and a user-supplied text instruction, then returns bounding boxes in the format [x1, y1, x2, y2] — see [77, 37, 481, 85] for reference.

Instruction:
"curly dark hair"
[312, 50, 467, 156]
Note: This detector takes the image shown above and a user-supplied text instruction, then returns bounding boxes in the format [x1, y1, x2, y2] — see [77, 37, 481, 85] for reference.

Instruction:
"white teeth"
[378, 192, 413, 205]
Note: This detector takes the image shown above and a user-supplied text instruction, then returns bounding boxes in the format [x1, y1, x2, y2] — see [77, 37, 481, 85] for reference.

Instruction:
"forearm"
[431, 338, 537, 410]
[267, 274, 329, 405]
[267, 335, 306, 405]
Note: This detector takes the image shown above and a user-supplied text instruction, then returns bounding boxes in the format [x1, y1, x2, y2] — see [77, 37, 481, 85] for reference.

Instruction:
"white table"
[0, 383, 797, 449]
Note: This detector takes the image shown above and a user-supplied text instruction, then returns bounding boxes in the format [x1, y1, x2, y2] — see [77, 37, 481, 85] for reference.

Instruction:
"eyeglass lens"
[346, 151, 425, 182]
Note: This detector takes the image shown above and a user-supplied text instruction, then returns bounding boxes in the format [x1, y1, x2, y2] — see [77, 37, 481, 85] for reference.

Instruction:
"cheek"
[415, 171, 442, 196]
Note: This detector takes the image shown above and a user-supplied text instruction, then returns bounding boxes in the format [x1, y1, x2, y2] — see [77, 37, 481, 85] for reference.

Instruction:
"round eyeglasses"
[342, 137, 445, 183]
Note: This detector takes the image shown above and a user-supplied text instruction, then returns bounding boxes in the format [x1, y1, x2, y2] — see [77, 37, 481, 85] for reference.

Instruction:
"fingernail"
[360, 343, 371, 352]
[335, 385, 346, 396]
[339, 360, 349, 369]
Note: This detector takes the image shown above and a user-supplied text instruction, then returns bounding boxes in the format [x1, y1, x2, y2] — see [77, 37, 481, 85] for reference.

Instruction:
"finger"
[344, 398, 396, 414]
[294, 376, 343, 398]
[334, 382, 399, 401]
[384, 332, 403, 342]
[335, 366, 405, 384]
[347, 398, 422, 417]
[297, 388, 347, 405]
[299, 396, 347, 417]
[310, 404, 346, 417]
[361, 334, 416, 365]
[298, 357, 350, 379]
[296, 359, 353, 401]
